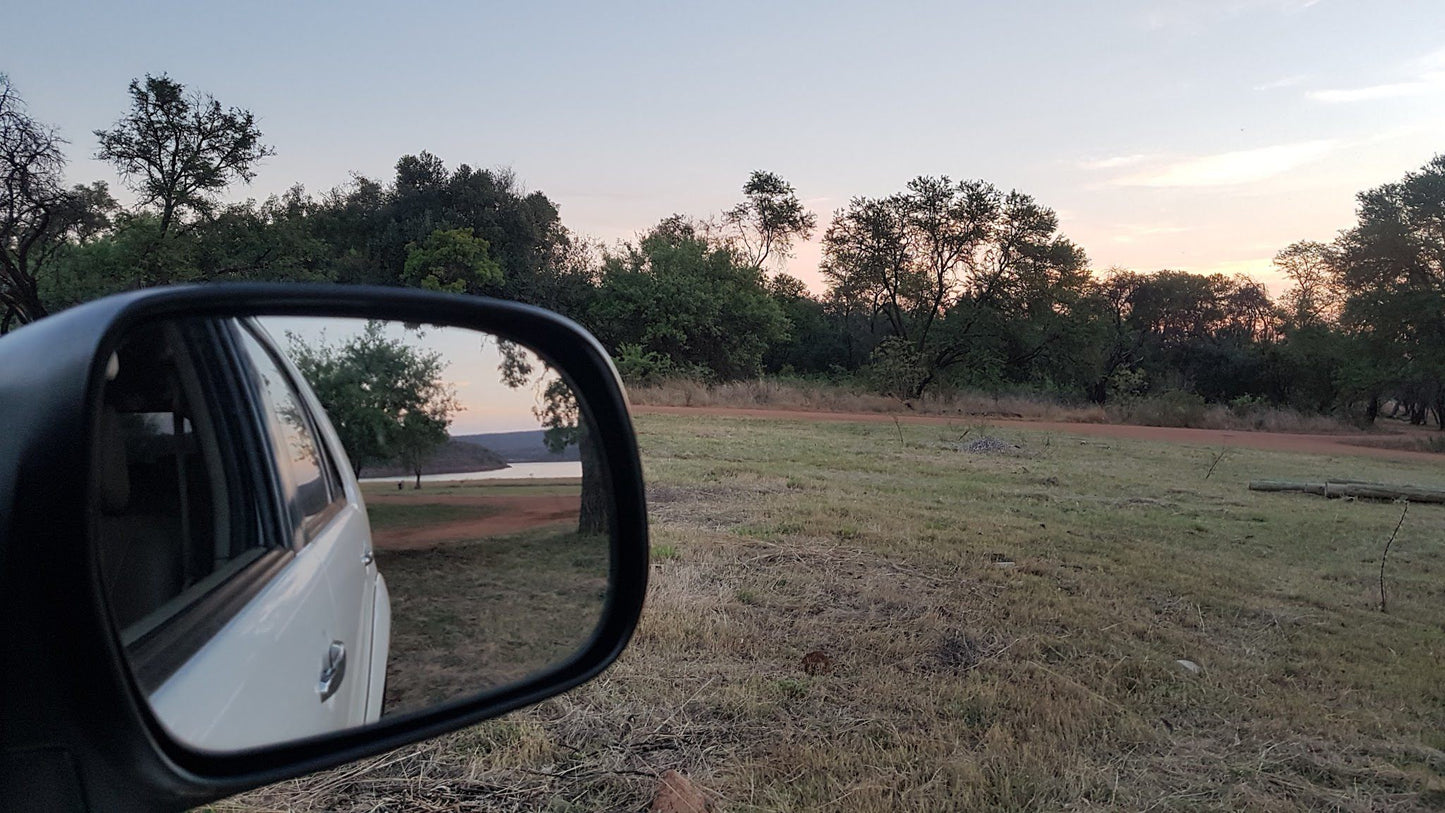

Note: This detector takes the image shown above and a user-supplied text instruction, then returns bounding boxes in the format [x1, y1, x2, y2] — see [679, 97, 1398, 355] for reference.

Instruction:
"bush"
[613, 343, 680, 387]
[1109, 390, 1208, 428]
[866, 337, 929, 399]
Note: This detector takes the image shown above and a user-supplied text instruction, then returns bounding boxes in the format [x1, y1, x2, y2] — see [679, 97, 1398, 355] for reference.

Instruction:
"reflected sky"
[258, 317, 561, 435]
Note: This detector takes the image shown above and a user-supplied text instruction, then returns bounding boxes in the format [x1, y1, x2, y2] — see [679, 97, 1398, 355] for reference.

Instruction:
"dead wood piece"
[1248, 479, 1445, 504]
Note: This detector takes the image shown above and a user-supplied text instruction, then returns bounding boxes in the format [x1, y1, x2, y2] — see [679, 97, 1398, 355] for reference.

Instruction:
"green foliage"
[402, 227, 503, 293]
[762, 273, 857, 375]
[39, 190, 333, 311]
[287, 322, 459, 478]
[1274, 241, 1339, 328]
[332, 155, 570, 308]
[613, 343, 680, 386]
[590, 217, 788, 380]
[1106, 365, 1148, 401]
[866, 336, 929, 399]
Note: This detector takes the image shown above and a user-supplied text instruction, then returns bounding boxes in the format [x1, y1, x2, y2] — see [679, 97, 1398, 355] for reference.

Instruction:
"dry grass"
[214, 414, 1445, 811]
[628, 378, 1354, 435]
[628, 377, 1107, 422]
[1342, 432, 1445, 456]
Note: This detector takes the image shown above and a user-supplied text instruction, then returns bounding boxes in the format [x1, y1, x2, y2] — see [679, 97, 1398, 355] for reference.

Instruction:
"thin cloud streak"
[1106, 140, 1340, 187]
[1309, 46, 1445, 103]
[1254, 74, 1307, 91]
[1308, 73, 1445, 103]
[1109, 224, 1193, 244]
[1078, 154, 1151, 170]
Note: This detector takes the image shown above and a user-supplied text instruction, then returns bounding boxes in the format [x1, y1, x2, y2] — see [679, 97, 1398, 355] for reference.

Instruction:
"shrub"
[866, 337, 929, 399]
[613, 343, 679, 387]
[1109, 390, 1208, 427]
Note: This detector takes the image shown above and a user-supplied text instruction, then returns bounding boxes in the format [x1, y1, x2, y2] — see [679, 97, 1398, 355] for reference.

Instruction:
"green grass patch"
[362, 501, 499, 530]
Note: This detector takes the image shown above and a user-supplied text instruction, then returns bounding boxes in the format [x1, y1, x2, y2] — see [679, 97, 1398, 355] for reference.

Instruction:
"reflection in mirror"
[92, 315, 611, 752]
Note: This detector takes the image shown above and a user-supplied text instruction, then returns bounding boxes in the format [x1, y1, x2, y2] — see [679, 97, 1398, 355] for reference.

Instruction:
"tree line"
[3, 72, 1443, 428]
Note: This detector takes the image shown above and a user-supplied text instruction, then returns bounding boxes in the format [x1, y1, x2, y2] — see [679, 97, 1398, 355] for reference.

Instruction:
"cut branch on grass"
[1379, 500, 1409, 614]
[1204, 447, 1227, 480]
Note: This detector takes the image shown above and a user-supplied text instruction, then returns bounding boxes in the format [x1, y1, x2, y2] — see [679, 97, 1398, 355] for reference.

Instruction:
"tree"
[1092, 270, 1281, 401]
[590, 216, 789, 380]
[95, 74, 274, 280]
[392, 405, 453, 490]
[821, 176, 1087, 396]
[721, 170, 817, 272]
[311, 154, 568, 302]
[1331, 154, 1445, 426]
[288, 322, 460, 482]
[0, 75, 116, 331]
[762, 273, 854, 375]
[497, 341, 606, 535]
[401, 227, 504, 293]
[1275, 241, 1340, 329]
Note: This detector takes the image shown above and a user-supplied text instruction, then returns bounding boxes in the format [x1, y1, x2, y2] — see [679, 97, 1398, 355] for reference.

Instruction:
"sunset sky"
[8, 1, 1445, 293]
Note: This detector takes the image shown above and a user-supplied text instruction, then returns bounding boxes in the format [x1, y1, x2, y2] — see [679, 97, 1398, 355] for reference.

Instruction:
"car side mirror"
[0, 285, 648, 812]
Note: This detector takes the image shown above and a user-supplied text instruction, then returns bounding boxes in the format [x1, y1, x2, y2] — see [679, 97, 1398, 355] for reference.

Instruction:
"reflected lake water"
[359, 461, 582, 484]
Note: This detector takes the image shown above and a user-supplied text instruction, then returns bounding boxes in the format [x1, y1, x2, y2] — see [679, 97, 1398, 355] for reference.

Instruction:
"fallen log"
[1248, 479, 1445, 504]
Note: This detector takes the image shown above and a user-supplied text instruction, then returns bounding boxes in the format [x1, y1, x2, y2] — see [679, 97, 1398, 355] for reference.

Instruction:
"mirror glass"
[91, 315, 611, 752]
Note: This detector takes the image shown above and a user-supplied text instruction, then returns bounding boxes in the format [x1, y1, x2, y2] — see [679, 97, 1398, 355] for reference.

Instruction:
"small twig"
[1203, 447, 1227, 480]
[892, 416, 905, 448]
[1380, 500, 1409, 613]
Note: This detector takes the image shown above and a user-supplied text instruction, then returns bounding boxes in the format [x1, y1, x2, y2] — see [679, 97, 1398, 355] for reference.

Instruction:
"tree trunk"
[413, 468, 422, 489]
[577, 428, 607, 536]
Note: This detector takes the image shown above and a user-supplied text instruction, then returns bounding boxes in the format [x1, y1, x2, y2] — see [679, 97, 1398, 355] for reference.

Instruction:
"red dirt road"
[633, 405, 1444, 463]
[368, 493, 581, 550]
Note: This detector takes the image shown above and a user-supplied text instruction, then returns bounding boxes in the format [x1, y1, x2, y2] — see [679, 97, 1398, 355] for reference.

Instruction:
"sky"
[8, 1, 1445, 293]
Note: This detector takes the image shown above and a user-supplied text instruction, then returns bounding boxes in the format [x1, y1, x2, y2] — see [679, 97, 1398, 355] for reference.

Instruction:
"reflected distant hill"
[455, 430, 581, 462]
[358, 439, 509, 478]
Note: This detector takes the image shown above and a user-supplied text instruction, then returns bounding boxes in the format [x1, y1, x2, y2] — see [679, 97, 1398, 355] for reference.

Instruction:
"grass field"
[221, 413, 1445, 811]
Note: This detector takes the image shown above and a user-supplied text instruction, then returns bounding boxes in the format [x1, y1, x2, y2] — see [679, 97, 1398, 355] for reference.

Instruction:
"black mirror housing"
[0, 284, 648, 812]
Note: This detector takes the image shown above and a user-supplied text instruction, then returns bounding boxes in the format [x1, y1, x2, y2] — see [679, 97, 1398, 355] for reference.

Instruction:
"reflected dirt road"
[367, 492, 582, 550]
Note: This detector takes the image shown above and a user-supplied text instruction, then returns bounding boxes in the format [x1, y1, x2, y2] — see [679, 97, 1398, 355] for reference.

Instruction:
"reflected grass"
[363, 501, 499, 530]
[376, 527, 609, 717]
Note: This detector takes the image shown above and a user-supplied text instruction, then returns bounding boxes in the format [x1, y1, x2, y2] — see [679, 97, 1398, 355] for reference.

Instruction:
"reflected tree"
[497, 340, 606, 535]
[288, 322, 460, 483]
